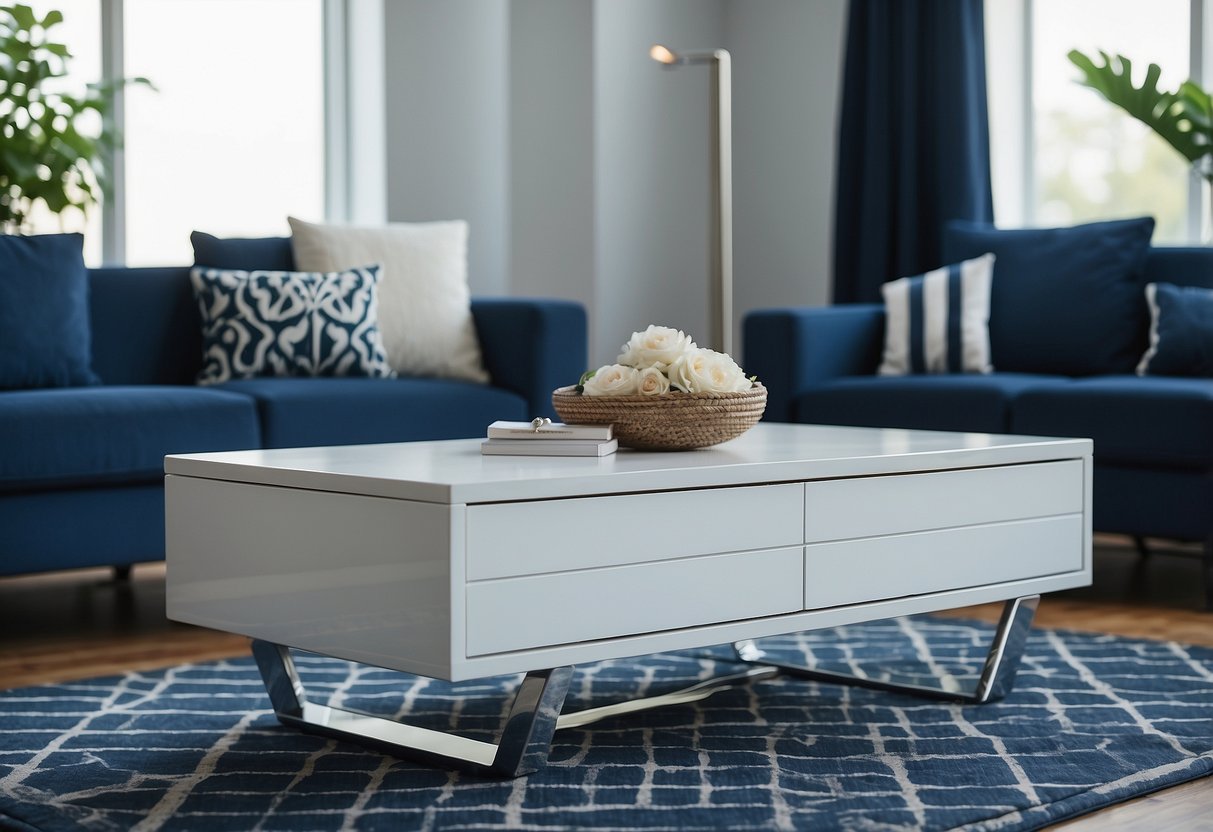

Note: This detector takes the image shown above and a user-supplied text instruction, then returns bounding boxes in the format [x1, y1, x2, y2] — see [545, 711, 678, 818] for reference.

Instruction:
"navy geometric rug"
[1, 617, 1211, 831]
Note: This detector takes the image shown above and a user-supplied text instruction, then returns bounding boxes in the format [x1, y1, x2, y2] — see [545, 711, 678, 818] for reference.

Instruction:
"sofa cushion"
[1137, 282, 1213, 378]
[943, 217, 1155, 376]
[879, 253, 994, 375]
[795, 373, 1070, 434]
[288, 216, 490, 383]
[217, 377, 527, 448]
[1012, 376, 1213, 469]
[190, 266, 394, 384]
[89, 267, 202, 386]
[0, 232, 99, 389]
[0, 386, 260, 492]
[191, 231, 295, 270]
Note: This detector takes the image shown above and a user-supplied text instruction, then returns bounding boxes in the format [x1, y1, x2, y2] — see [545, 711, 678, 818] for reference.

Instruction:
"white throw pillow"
[878, 253, 995, 376]
[288, 216, 489, 383]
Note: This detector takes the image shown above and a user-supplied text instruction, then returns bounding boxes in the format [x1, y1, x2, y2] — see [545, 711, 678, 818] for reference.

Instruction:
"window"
[988, 0, 1198, 242]
[123, 0, 325, 265]
[17, 0, 328, 266]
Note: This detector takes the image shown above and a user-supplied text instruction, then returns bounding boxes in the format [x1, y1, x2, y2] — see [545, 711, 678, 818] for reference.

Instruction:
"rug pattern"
[1, 617, 1212, 831]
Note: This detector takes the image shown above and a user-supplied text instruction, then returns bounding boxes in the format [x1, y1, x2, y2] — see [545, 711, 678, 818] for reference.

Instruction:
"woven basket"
[551, 383, 767, 451]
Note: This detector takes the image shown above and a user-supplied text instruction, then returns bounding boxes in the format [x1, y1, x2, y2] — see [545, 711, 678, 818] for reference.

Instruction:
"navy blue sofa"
[0, 265, 586, 578]
[745, 247, 1213, 606]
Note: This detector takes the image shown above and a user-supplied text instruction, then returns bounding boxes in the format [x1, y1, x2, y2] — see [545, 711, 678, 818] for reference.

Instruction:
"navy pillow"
[190, 266, 395, 384]
[943, 217, 1155, 376]
[190, 231, 295, 271]
[0, 233, 99, 389]
[1137, 282, 1213, 377]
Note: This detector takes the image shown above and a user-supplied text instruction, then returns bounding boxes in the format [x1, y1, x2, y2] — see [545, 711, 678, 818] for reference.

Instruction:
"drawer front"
[466, 483, 802, 581]
[466, 546, 803, 656]
[804, 460, 1083, 543]
[804, 514, 1084, 609]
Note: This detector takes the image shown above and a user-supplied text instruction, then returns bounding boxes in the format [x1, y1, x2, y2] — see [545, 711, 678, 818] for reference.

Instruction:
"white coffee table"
[165, 423, 1091, 776]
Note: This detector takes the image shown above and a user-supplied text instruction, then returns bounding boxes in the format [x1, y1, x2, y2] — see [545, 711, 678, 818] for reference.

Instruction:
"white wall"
[379, 1, 847, 367]
[592, 0, 727, 364]
[383, 0, 510, 296]
[508, 0, 595, 316]
[728, 1, 846, 321]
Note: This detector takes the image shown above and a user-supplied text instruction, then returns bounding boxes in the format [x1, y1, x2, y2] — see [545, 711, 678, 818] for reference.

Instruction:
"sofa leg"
[112, 564, 133, 582]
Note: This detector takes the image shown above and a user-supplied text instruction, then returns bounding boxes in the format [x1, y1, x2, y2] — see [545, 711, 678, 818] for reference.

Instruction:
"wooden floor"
[1, 537, 1210, 828]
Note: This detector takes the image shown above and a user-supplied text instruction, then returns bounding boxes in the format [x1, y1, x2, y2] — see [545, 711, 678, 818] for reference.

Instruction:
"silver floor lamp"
[650, 44, 733, 356]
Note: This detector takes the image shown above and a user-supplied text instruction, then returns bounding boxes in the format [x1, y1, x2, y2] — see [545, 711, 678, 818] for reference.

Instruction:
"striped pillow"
[878, 253, 995, 376]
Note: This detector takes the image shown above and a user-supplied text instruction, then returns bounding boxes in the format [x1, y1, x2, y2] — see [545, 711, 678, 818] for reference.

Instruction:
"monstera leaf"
[1068, 49, 1213, 169]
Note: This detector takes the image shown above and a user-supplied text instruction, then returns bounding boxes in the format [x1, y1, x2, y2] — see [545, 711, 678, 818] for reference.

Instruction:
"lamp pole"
[651, 45, 733, 356]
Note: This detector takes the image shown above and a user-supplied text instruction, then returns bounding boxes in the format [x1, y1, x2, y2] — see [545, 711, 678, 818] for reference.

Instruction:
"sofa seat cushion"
[0, 386, 260, 492]
[217, 377, 527, 448]
[795, 373, 1071, 434]
[1012, 376, 1213, 470]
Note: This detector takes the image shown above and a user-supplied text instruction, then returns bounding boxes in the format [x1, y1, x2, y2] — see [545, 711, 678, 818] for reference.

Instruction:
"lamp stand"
[652, 45, 734, 355]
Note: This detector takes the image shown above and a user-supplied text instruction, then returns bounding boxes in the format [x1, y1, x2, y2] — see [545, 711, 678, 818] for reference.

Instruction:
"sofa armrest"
[471, 298, 588, 419]
[743, 304, 885, 423]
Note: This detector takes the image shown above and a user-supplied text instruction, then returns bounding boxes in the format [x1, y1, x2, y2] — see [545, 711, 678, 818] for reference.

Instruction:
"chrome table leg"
[733, 595, 1040, 704]
[556, 665, 778, 730]
[253, 596, 1039, 775]
[251, 640, 572, 778]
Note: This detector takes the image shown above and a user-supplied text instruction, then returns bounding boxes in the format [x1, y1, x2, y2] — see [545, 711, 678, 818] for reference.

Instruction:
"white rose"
[636, 366, 671, 396]
[581, 364, 640, 396]
[617, 325, 696, 370]
[668, 348, 752, 393]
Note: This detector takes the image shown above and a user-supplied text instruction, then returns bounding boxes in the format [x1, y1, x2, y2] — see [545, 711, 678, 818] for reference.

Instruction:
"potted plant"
[1068, 49, 1213, 235]
[0, 4, 148, 233]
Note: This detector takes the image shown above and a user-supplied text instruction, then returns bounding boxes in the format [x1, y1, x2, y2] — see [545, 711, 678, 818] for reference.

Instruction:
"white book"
[481, 438, 618, 457]
[486, 420, 613, 441]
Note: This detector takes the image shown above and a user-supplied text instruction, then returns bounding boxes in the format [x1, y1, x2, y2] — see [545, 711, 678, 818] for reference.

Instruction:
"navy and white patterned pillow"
[189, 266, 395, 384]
[878, 253, 995, 375]
[1137, 282, 1213, 377]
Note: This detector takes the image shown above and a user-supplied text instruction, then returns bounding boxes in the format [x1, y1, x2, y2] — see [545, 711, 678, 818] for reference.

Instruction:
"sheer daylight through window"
[1031, 0, 1190, 240]
[123, 0, 325, 266]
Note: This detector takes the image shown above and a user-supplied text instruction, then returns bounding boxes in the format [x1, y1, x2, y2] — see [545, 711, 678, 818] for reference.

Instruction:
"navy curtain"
[832, 0, 994, 304]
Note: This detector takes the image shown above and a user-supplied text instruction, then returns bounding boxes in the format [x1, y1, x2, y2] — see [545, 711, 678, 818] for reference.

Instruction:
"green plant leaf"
[0, 4, 153, 226]
[1067, 49, 1212, 163]
[9, 5, 36, 31]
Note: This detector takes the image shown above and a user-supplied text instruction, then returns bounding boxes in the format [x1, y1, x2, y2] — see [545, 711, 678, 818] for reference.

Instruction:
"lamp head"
[650, 44, 679, 65]
[650, 44, 727, 67]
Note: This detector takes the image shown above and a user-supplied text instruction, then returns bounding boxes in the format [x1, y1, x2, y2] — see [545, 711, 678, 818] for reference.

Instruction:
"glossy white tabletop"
[164, 423, 1091, 505]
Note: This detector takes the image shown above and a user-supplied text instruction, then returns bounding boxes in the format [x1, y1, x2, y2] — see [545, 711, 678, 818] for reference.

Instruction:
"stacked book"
[481, 420, 617, 456]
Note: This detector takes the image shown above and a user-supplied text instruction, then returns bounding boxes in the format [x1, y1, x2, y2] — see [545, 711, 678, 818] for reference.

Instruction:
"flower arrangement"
[578, 325, 755, 396]
[553, 325, 766, 450]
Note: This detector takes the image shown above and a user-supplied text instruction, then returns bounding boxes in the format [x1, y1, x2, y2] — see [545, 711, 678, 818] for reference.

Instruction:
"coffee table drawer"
[465, 546, 803, 656]
[804, 514, 1084, 608]
[465, 483, 802, 580]
[804, 460, 1083, 543]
